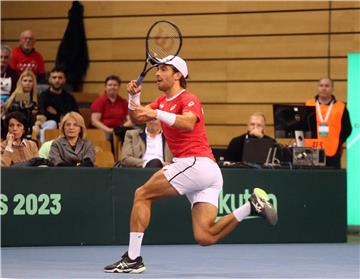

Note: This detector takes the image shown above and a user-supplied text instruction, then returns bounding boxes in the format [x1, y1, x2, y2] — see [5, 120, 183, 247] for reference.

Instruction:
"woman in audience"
[1, 111, 38, 166]
[1, 69, 38, 116]
[1, 70, 38, 138]
[48, 111, 95, 167]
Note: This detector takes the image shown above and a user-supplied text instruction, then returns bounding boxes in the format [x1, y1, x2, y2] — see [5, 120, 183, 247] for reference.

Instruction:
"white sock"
[128, 232, 144, 260]
[232, 202, 251, 222]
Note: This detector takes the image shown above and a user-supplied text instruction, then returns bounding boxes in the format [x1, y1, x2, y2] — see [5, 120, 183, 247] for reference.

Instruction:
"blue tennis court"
[1, 243, 359, 278]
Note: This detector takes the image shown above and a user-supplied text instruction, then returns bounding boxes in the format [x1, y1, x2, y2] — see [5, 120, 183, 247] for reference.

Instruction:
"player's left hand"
[131, 102, 157, 119]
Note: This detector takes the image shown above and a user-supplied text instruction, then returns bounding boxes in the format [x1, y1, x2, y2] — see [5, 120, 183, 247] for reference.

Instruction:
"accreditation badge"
[319, 123, 329, 137]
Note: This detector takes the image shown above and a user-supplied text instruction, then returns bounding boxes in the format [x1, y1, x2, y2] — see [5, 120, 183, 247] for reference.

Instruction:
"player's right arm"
[126, 80, 154, 124]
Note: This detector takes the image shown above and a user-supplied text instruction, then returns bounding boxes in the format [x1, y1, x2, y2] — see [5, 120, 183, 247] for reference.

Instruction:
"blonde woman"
[48, 111, 95, 167]
[1, 69, 38, 118]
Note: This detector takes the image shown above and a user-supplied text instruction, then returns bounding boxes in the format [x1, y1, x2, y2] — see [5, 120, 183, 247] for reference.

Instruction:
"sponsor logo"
[216, 188, 278, 221]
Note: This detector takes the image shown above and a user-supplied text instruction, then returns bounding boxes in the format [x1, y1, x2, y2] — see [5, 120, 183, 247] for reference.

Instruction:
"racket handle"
[136, 75, 145, 85]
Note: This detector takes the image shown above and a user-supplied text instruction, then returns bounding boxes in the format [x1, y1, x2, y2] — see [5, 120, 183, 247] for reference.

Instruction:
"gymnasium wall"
[1, 1, 359, 155]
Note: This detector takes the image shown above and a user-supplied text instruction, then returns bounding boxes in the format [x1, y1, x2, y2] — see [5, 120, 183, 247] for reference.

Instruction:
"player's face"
[105, 80, 120, 98]
[318, 78, 333, 99]
[8, 118, 25, 140]
[49, 72, 66, 90]
[21, 76, 34, 93]
[155, 64, 177, 91]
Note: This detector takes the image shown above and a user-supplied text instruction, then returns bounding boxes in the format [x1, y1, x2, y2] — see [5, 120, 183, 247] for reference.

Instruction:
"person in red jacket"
[9, 30, 46, 83]
[304, 77, 352, 168]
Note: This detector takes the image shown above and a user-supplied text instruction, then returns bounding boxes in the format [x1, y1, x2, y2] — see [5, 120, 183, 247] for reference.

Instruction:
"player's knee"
[134, 186, 146, 201]
[194, 233, 216, 246]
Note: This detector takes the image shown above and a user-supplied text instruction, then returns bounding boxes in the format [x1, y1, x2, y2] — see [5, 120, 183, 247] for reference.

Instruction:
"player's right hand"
[127, 80, 142, 95]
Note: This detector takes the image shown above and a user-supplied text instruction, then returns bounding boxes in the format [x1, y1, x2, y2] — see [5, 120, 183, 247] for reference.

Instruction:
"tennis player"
[104, 56, 278, 274]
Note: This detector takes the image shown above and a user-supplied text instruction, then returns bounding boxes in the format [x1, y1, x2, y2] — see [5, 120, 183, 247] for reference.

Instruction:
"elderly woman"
[49, 112, 95, 167]
[1, 111, 38, 166]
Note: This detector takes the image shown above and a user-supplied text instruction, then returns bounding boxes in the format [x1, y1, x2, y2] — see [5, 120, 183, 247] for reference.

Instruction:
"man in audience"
[120, 119, 172, 168]
[1, 45, 19, 104]
[9, 30, 46, 83]
[91, 75, 133, 152]
[224, 112, 275, 162]
[304, 77, 352, 168]
[33, 66, 79, 143]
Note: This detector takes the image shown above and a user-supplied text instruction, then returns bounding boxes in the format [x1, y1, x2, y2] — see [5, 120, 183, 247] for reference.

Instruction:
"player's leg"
[130, 169, 179, 232]
[191, 188, 278, 246]
[191, 202, 240, 246]
[104, 169, 179, 274]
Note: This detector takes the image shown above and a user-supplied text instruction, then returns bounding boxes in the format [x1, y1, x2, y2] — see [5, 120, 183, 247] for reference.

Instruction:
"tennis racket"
[136, 20, 183, 85]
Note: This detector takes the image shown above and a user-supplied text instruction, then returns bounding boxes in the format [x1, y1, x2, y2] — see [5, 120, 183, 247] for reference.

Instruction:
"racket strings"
[147, 24, 181, 60]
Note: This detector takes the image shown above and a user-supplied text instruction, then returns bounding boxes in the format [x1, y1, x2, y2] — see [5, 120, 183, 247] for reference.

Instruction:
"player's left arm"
[131, 103, 197, 131]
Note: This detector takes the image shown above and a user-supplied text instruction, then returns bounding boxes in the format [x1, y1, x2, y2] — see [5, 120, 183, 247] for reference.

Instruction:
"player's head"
[159, 55, 188, 89]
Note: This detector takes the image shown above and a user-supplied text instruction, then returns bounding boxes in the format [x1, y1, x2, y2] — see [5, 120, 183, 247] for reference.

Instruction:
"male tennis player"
[104, 56, 278, 274]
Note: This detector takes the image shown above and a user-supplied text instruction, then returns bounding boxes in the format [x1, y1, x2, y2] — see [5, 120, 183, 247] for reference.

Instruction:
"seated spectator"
[9, 30, 46, 83]
[38, 139, 54, 159]
[90, 75, 133, 152]
[33, 66, 79, 143]
[224, 112, 276, 162]
[1, 111, 38, 166]
[48, 111, 95, 167]
[120, 119, 172, 168]
[1, 45, 19, 104]
[1, 70, 38, 138]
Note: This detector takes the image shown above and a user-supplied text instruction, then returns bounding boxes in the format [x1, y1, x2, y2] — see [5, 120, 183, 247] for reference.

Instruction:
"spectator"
[38, 139, 54, 159]
[33, 66, 79, 143]
[90, 75, 133, 151]
[48, 111, 95, 167]
[120, 119, 172, 168]
[1, 111, 38, 166]
[225, 112, 276, 162]
[9, 30, 46, 83]
[1, 45, 19, 104]
[1, 70, 38, 137]
[304, 77, 352, 168]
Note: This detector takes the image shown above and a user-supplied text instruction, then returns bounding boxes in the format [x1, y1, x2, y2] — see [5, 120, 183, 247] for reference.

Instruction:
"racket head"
[145, 20, 182, 63]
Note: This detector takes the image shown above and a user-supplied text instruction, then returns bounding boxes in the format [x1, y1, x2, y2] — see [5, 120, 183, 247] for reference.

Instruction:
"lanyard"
[316, 100, 334, 123]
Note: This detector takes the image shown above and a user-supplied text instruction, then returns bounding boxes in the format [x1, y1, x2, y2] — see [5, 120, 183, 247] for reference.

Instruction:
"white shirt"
[142, 129, 164, 167]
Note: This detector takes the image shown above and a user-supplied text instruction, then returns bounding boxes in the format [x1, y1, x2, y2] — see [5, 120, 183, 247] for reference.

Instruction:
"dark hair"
[105, 75, 121, 85]
[170, 66, 187, 89]
[50, 66, 67, 78]
[4, 111, 28, 140]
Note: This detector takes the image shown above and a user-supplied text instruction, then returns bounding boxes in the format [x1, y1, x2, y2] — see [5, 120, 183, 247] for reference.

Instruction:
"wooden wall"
[2, 1, 359, 162]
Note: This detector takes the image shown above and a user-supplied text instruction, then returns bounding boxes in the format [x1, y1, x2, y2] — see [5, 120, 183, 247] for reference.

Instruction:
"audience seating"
[95, 151, 115, 167]
[79, 107, 92, 128]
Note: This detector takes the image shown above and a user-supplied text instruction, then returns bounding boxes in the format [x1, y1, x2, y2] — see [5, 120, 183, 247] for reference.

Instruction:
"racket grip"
[136, 75, 145, 85]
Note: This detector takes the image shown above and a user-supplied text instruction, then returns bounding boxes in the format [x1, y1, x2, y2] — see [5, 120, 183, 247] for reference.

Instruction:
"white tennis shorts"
[163, 157, 223, 208]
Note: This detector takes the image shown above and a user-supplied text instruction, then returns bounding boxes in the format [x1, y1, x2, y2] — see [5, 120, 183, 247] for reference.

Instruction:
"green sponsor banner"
[347, 52, 360, 226]
[1, 168, 346, 246]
